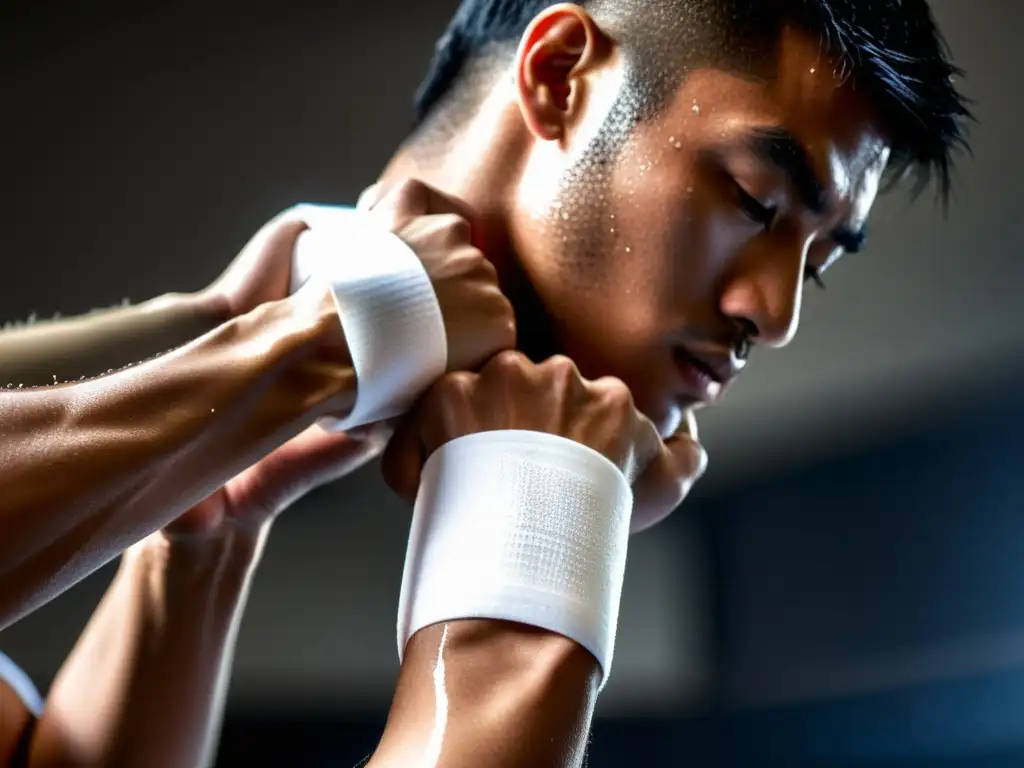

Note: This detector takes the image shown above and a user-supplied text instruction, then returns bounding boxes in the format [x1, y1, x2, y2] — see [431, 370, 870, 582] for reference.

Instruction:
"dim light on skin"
[383, 19, 889, 446]
[363, 11, 912, 765]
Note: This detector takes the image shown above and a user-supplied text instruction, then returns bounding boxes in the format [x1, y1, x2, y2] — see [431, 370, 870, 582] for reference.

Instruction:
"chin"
[650, 404, 683, 440]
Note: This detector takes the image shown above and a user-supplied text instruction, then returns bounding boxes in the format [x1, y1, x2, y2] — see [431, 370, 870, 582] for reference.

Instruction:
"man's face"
[505, 28, 890, 437]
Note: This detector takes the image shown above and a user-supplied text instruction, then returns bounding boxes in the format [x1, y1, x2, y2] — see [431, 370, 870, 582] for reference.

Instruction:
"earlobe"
[515, 5, 609, 143]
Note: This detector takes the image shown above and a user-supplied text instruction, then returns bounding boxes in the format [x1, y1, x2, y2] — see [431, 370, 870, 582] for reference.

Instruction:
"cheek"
[598, 155, 692, 302]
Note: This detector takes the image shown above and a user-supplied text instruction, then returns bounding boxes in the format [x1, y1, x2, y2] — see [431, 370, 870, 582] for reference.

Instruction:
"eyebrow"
[745, 127, 867, 254]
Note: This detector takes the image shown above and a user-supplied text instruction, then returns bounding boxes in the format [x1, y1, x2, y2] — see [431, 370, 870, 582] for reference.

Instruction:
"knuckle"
[471, 250, 499, 279]
[432, 370, 475, 402]
[486, 349, 529, 375]
[448, 215, 474, 243]
[497, 310, 517, 349]
[485, 283, 515, 316]
[393, 177, 425, 200]
[594, 377, 634, 411]
[453, 245, 487, 274]
[544, 354, 579, 376]
[433, 213, 472, 246]
[540, 355, 585, 394]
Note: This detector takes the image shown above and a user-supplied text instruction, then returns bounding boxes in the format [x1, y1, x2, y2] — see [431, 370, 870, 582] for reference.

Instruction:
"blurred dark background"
[1, 0, 1022, 765]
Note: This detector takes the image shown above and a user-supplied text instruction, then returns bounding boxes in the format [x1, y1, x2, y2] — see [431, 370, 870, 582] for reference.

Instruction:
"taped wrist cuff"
[288, 204, 447, 430]
[396, 430, 633, 688]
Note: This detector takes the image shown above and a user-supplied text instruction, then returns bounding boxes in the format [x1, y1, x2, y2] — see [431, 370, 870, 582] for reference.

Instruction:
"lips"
[672, 346, 741, 404]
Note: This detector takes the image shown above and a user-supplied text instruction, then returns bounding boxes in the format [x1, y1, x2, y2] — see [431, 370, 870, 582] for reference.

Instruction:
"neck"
[376, 102, 561, 362]
[379, 94, 524, 268]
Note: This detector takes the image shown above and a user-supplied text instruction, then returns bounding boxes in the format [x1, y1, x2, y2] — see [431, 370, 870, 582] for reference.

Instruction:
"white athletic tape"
[397, 430, 634, 688]
[287, 204, 447, 431]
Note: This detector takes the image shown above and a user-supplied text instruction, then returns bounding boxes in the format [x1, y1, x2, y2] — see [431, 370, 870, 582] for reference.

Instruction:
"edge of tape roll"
[287, 204, 447, 430]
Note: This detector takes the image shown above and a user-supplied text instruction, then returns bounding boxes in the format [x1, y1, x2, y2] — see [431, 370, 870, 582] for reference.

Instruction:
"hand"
[199, 210, 312, 321]
[159, 423, 390, 546]
[382, 351, 707, 532]
[361, 178, 517, 373]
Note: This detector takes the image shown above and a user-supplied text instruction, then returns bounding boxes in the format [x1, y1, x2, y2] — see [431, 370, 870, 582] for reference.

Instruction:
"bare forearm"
[0, 292, 228, 388]
[370, 621, 600, 768]
[28, 530, 262, 768]
[0, 282, 355, 629]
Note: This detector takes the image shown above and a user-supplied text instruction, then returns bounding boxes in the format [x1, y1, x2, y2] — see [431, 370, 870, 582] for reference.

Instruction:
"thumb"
[236, 425, 388, 521]
[368, 178, 479, 231]
[664, 409, 707, 479]
[630, 411, 707, 533]
[367, 178, 430, 226]
[380, 414, 427, 505]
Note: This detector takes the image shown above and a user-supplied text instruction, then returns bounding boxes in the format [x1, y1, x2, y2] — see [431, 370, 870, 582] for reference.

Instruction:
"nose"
[717, 242, 807, 349]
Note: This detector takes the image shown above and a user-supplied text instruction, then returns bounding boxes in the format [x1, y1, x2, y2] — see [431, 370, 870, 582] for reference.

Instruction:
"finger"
[356, 182, 384, 211]
[369, 179, 430, 224]
[630, 412, 707, 533]
[221, 215, 309, 302]
[240, 426, 387, 518]
[370, 178, 479, 235]
[664, 409, 706, 479]
[381, 413, 427, 505]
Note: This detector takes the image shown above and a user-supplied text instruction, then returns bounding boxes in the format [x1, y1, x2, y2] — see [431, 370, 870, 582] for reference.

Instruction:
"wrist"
[133, 290, 233, 345]
[126, 525, 265, 600]
[378, 620, 599, 765]
[280, 279, 358, 420]
[173, 288, 233, 328]
[407, 619, 600, 691]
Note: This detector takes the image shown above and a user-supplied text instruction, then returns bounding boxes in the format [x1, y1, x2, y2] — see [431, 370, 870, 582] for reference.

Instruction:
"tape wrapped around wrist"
[396, 430, 634, 688]
[287, 204, 447, 431]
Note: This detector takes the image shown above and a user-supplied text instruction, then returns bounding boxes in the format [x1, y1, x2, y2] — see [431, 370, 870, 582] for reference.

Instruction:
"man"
[0, 180, 690, 768]
[363, 0, 970, 764]
[2, 0, 971, 763]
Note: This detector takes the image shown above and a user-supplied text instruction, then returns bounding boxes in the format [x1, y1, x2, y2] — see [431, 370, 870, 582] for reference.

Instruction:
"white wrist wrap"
[397, 430, 634, 688]
[287, 204, 447, 431]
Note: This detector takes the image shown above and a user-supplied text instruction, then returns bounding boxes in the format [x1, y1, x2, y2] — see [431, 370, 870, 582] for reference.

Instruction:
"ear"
[514, 4, 612, 142]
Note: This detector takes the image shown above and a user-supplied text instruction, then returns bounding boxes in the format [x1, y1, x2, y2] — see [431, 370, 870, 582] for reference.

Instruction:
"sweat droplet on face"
[691, 100, 700, 114]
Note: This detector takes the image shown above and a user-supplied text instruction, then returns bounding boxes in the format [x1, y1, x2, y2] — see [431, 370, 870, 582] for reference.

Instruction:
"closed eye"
[732, 178, 776, 228]
[804, 265, 826, 290]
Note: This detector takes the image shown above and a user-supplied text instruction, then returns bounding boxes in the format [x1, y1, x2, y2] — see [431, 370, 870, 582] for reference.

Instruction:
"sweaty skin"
[4, 531, 262, 768]
[371, 622, 599, 768]
[370, 7, 892, 767]
[0, 279, 355, 630]
[0, 186, 514, 768]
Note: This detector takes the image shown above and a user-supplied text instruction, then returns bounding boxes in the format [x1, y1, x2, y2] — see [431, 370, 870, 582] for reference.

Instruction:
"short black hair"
[413, 0, 972, 205]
